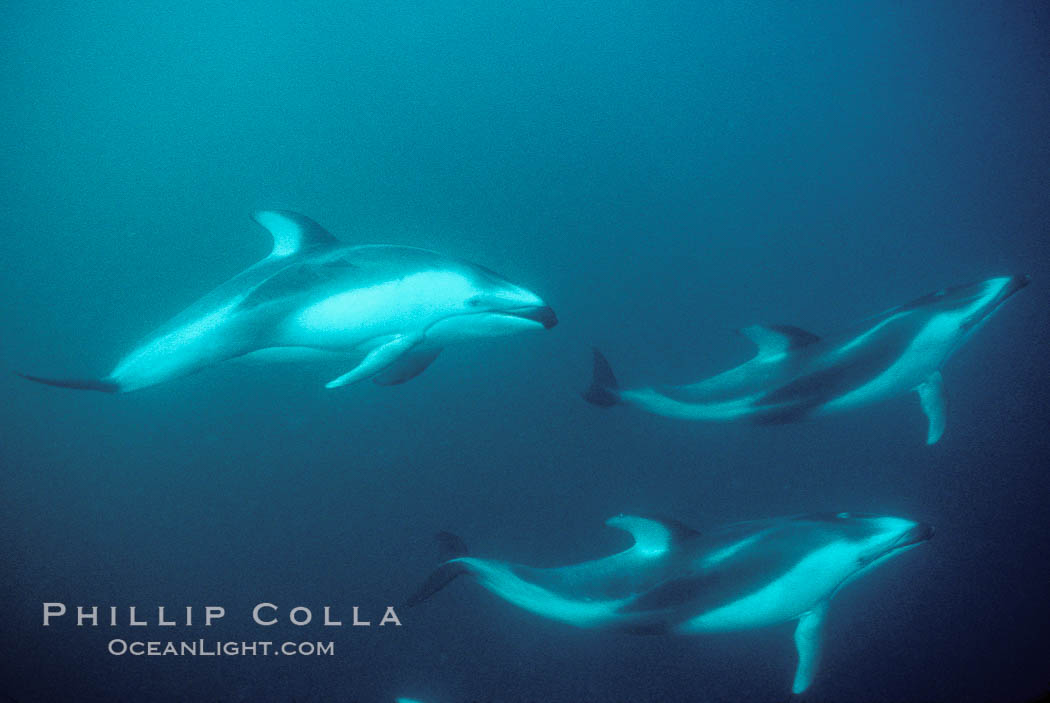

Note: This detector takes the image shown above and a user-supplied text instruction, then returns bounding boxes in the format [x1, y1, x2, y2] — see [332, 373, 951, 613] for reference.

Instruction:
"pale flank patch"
[111, 297, 244, 389]
[826, 302, 981, 411]
[700, 533, 763, 568]
[462, 559, 629, 628]
[154, 299, 243, 354]
[622, 388, 761, 421]
[833, 312, 904, 358]
[681, 540, 856, 632]
[293, 271, 474, 339]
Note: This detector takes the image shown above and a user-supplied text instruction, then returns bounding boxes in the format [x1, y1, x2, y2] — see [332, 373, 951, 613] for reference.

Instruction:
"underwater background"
[1, 1, 1048, 701]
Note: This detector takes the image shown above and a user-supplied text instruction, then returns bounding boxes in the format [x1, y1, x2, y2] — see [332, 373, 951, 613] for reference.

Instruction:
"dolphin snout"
[497, 306, 558, 331]
[904, 522, 935, 545]
[531, 306, 558, 329]
[1002, 274, 1030, 299]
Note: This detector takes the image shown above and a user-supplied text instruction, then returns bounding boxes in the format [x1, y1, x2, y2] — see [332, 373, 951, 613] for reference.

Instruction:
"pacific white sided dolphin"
[584, 276, 1028, 443]
[20, 210, 557, 393]
[406, 512, 933, 694]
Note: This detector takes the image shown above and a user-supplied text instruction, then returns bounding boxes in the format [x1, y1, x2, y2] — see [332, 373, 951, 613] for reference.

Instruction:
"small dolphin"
[20, 210, 557, 393]
[584, 276, 1028, 443]
[407, 513, 933, 694]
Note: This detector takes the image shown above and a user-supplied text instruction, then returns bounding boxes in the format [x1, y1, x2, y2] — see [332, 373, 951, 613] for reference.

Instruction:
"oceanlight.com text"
[107, 639, 335, 656]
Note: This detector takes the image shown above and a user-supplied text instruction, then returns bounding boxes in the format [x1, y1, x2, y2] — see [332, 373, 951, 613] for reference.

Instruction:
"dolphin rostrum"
[584, 276, 1028, 443]
[20, 210, 557, 393]
[406, 512, 933, 695]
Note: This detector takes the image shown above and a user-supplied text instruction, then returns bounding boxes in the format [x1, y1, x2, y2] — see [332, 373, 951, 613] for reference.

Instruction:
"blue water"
[2, 2, 1048, 701]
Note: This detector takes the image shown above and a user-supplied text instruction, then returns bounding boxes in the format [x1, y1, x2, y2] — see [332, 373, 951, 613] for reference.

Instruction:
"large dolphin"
[584, 276, 1028, 443]
[406, 512, 933, 695]
[20, 210, 557, 393]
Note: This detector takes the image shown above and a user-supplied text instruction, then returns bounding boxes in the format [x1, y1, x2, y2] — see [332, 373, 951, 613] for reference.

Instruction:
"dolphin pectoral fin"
[792, 601, 828, 694]
[739, 324, 821, 361]
[324, 336, 422, 389]
[373, 348, 442, 386]
[403, 532, 470, 609]
[916, 371, 946, 445]
[252, 210, 338, 258]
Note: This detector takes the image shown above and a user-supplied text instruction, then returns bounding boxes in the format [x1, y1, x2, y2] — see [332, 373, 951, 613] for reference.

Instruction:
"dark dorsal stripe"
[616, 523, 844, 616]
[752, 311, 929, 412]
[237, 258, 358, 312]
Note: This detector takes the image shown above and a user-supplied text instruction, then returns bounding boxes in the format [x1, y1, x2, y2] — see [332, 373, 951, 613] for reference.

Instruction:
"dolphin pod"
[18, 210, 1031, 697]
[407, 512, 934, 694]
[585, 275, 1029, 444]
[19, 210, 557, 393]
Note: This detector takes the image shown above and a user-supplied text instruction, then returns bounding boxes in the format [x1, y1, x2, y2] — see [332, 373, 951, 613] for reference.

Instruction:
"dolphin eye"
[466, 297, 483, 308]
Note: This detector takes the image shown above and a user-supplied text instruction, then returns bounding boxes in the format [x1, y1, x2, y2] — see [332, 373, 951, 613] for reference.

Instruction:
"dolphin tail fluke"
[405, 562, 468, 608]
[17, 373, 120, 393]
[583, 348, 620, 407]
[435, 530, 469, 559]
[404, 531, 470, 608]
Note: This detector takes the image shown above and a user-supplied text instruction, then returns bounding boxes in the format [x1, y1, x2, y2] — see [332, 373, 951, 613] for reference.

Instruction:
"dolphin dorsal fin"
[605, 515, 699, 557]
[252, 210, 339, 258]
[740, 324, 821, 361]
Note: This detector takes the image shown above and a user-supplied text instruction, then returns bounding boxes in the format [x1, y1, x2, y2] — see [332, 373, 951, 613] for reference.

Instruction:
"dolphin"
[19, 210, 557, 393]
[584, 276, 1028, 443]
[406, 512, 933, 695]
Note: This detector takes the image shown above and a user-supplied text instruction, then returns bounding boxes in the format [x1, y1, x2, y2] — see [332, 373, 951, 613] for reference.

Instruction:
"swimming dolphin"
[406, 512, 933, 695]
[19, 210, 557, 393]
[584, 276, 1028, 443]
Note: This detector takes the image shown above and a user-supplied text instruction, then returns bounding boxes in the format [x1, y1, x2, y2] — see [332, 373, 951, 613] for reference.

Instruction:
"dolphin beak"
[1008, 274, 1031, 296]
[962, 275, 1029, 331]
[989, 274, 1030, 312]
[900, 522, 935, 547]
[505, 305, 558, 329]
[985, 274, 1029, 306]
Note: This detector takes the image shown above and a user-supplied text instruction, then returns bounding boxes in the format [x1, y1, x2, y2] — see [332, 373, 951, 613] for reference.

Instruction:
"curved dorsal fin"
[739, 324, 821, 361]
[252, 210, 339, 258]
[605, 515, 699, 557]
